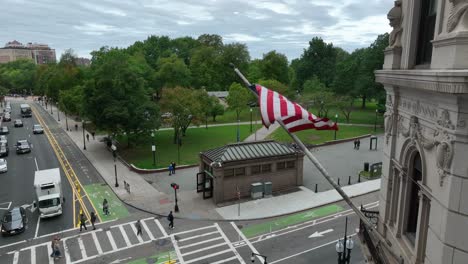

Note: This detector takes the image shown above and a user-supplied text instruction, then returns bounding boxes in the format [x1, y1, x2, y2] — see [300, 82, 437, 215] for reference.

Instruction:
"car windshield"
[3, 211, 20, 223]
[18, 142, 28, 147]
[0, 160, 6, 165]
[34, 125, 42, 129]
[39, 198, 60, 208]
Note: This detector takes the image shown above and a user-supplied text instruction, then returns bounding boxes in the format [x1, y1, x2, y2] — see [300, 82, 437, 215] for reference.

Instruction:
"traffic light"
[170, 183, 179, 190]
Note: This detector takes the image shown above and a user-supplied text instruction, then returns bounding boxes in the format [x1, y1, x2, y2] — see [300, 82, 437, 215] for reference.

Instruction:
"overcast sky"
[0, 0, 393, 60]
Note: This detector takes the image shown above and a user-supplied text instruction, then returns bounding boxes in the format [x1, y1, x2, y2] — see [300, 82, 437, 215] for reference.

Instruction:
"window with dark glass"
[406, 154, 422, 245]
[415, 0, 437, 65]
[261, 164, 271, 172]
[286, 161, 295, 168]
[277, 162, 286, 170]
[235, 167, 245, 176]
[251, 165, 261, 174]
[224, 169, 234, 177]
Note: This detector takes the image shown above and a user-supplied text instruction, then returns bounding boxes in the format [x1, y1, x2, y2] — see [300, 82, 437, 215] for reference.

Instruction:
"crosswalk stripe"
[12, 251, 19, 264]
[184, 249, 232, 264]
[77, 237, 87, 259]
[178, 236, 223, 249]
[30, 247, 36, 264]
[119, 225, 132, 247]
[45, 244, 54, 264]
[215, 223, 246, 264]
[178, 231, 219, 243]
[210, 256, 238, 264]
[155, 219, 168, 237]
[172, 224, 216, 236]
[91, 232, 103, 255]
[130, 223, 144, 243]
[171, 235, 185, 264]
[141, 220, 155, 240]
[181, 242, 227, 257]
[106, 231, 117, 251]
[63, 238, 72, 264]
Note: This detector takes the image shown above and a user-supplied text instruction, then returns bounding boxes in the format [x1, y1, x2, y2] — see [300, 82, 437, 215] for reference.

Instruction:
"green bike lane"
[83, 183, 130, 222]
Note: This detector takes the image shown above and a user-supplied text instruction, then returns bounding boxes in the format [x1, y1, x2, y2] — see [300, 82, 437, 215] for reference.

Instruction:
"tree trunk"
[212, 115, 216, 122]
[173, 128, 178, 144]
[361, 96, 366, 109]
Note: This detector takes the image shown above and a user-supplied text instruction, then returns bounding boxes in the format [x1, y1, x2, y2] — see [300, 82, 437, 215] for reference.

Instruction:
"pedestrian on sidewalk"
[75, 124, 78, 131]
[167, 211, 174, 229]
[135, 219, 142, 236]
[90, 211, 96, 230]
[103, 199, 109, 215]
[79, 213, 87, 232]
[91, 131, 95, 140]
[168, 164, 173, 176]
[353, 140, 357, 149]
[171, 161, 176, 174]
[86, 133, 90, 142]
[357, 139, 361, 150]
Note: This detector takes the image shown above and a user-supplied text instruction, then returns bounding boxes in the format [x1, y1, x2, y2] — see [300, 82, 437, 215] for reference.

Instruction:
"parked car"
[1, 207, 27, 236]
[0, 159, 7, 173]
[4, 106, 11, 113]
[3, 113, 11, 122]
[32, 124, 44, 134]
[0, 135, 7, 146]
[0, 127, 9, 135]
[0, 144, 8, 157]
[13, 119, 23, 127]
[16, 140, 31, 154]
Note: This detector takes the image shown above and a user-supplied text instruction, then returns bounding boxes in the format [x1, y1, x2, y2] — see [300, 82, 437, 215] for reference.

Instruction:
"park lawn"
[119, 124, 262, 169]
[267, 125, 385, 145]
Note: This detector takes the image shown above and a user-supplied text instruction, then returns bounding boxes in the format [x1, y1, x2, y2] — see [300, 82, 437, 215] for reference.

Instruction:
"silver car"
[33, 124, 44, 134]
[0, 159, 7, 173]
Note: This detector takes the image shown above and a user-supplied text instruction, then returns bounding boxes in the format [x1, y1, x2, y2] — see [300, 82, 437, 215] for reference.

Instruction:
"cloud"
[73, 23, 118, 36]
[224, 33, 263, 42]
[79, 2, 127, 17]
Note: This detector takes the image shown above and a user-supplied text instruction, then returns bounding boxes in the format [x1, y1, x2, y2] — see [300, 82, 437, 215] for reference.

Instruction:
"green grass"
[127, 251, 176, 264]
[83, 183, 130, 222]
[268, 125, 384, 145]
[119, 124, 262, 169]
[242, 204, 343, 238]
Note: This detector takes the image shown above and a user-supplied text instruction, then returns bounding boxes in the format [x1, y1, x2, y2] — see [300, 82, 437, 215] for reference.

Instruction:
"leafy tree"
[0, 59, 36, 94]
[156, 54, 191, 89]
[226, 82, 250, 121]
[197, 34, 223, 49]
[141, 36, 172, 68]
[190, 46, 222, 90]
[210, 99, 225, 121]
[248, 59, 262, 83]
[335, 95, 355, 123]
[59, 85, 83, 116]
[302, 76, 327, 94]
[171, 36, 200, 65]
[259, 50, 289, 84]
[219, 43, 250, 89]
[258, 79, 295, 99]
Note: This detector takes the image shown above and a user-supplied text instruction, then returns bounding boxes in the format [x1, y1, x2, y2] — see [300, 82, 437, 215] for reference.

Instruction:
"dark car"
[1, 207, 27, 236]
[16, 140, 31, 154]
[32, 124, 44, 134]
[14, 119, 23, 127]
[0, 126, 9, 135]
[0, 143, 8, 157]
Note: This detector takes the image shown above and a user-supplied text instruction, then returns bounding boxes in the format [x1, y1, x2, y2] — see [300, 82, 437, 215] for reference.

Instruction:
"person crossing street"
[79, 213, 87, 232]
[168, 211, 174, 229]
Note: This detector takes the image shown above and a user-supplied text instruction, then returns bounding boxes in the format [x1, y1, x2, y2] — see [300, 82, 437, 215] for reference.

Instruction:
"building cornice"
[375, 69, 468, 93]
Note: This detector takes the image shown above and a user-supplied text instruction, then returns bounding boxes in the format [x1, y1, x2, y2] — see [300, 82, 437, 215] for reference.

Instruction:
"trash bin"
[251, 183, 263, 199]
[263, 182, 272, 197]
[364, 162, 370, 172]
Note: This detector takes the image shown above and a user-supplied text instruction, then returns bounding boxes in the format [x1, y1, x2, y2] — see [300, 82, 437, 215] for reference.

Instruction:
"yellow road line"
[31, 105, 103, 225]
[72, 190, 76, 227]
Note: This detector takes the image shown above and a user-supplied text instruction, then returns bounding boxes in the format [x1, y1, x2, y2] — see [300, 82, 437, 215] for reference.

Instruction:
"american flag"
[255, 84, 338, 133]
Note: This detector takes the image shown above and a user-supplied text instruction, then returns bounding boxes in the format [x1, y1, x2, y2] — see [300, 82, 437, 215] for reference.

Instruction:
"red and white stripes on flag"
[256, 84, 338, 133]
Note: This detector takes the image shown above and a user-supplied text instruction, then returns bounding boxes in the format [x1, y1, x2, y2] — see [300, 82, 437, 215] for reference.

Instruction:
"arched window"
[405, 153, 422, 244]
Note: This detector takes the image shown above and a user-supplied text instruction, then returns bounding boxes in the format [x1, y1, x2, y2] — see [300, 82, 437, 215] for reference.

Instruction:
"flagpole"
[230, 63, 391, 249]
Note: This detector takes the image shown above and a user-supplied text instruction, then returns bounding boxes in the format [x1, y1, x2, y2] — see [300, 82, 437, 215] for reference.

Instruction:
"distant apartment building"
[76, 57, 91, 67]
[0, 40, 56, 64]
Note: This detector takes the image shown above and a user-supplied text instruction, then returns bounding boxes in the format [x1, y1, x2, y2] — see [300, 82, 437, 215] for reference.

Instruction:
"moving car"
[0, 144, 8, 157]
[4, 106, 11, 113]
[0, 135, 7, 145]
[14, 119, 23, 127]
[0, 159, 7, 173]
[33, 124, 44, 134]
[3, 113, 10, 122]
[16, 140, 31, 154]
[1, 207, 27, 236]
[0, 126, 9, 135]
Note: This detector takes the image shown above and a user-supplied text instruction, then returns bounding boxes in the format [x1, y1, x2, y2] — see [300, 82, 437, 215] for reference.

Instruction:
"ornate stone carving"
[384, 111, 394, 144]
[447, 0, 468, 33]
[387, 1, 403, 48]
[458, 119, 466, 128]
[437, 109, 455, 130]
[397, 99, 437, 119]
[387, 95, 393, 108]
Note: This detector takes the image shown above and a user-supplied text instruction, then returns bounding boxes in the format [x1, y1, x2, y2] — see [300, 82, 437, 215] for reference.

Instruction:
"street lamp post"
[111, 144, 119, 187]
[82, 120, 86, 150]
[170, 183, 179, 212]
[57, 106, 60, 121]
[65, 112, 69, 131]
[251, 252, 267, 263]
[334, 114, 338, 140]
[177, 131, 181, 164]
[236, 118, 240, 142]
[335, 216, 354, 264]
[250, 108, 253, 132]
[374, 109, 378, 132]
[151, 132, 156, 166]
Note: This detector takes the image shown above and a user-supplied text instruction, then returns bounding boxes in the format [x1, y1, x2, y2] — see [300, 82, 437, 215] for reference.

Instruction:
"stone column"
[395, 169, 408, 238]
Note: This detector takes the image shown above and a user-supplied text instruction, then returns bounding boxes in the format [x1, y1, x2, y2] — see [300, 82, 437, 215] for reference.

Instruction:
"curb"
[310, 134, 374, 148]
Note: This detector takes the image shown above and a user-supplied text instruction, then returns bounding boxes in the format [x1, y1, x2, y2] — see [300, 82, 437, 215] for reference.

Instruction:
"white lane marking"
[77, 236, 87, 259]
[177, 231, 219, 243]
[12, 251, 19, 264]
[30, 246, 36, 264]
[154, 219, 168, 237]
[106, 230, 118, 251]
[118, 225, 132, 246]
[178, 236, 223, 249]
[46, 242, 54, 264]
[0, 201, 12, 210]
[0, 239, 25, 250]
[182, 242, 227, 257]
[215, 223, 246, 264]
[91, 231, 103, 255]
[185, 249, 232, 264]
[34, 157, 39, 171]
[140, 220, 155, 240]
[230, 222, 262, 263]
[210, 256, 238, 264]
[308, 229, 334, 238]
[34, 216, 41, 238]
[171, 224, 216, 236]
[269, 233, 357, 264]
[130, 222, 144, 243]
[171, 235, 185, 264]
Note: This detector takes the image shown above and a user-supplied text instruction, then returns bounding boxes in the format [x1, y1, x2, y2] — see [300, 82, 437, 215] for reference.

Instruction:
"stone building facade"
[0, 40, 56, 64]
[368, 1, 468, 264]
[198, 140, 304, 204]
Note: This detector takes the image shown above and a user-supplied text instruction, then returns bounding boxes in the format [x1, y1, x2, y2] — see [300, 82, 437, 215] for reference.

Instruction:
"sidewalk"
[33, 99, 383, 221]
